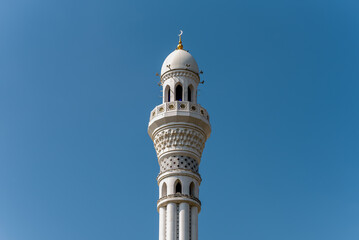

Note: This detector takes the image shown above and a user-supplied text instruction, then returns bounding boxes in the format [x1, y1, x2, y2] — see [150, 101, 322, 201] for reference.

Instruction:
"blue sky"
[0, 0, 358, 239]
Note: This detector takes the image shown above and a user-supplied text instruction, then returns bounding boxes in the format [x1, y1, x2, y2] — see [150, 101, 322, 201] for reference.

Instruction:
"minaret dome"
[161, 49, 199, 76]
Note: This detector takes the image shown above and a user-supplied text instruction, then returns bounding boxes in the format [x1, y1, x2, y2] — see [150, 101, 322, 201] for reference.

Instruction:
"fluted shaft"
[166, 203, 176, 240]
[159, 207, 166, 240]
[179, 203, 189, 240]
[191, 206, 198, 240]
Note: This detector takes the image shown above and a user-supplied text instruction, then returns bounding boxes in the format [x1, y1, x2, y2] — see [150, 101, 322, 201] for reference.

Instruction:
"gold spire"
[177, 30, 183, 50]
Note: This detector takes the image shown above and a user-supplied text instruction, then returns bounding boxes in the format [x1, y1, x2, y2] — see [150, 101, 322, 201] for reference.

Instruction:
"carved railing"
[149, 101, 210, 123]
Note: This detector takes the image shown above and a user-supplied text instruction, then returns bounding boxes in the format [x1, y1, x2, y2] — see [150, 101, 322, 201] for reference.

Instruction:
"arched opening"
[161, 183, 167, 197]
[164, 86, 171, 102]
[189, 182, 195, 197]
[175, 85, 183, 101]
[188, 85, 193, 102]
[175, 180, 182, 194]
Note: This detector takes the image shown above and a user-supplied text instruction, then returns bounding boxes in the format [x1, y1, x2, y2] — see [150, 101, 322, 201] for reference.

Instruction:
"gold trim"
[177, 30, 183, 49]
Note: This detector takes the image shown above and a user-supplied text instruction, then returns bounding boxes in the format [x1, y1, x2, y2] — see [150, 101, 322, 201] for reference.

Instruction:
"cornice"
[157, 169, 202, 184]
[161, 70, 200, 85]
[157, 193, 201, 212]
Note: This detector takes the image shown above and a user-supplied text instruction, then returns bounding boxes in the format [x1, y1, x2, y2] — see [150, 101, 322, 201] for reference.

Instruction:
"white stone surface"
[159, 207, 166, 240]
[159, 174, 199, 197]
[179, 203, 189, 240]
[191, 206, 198, 240]
[161, 49, 199, 76]
[162, 71, 199, 103]
[166, 203, 176, 240]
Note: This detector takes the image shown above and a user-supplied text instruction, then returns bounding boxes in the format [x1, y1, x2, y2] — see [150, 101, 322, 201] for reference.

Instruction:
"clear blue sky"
[0, 0, 358, 239]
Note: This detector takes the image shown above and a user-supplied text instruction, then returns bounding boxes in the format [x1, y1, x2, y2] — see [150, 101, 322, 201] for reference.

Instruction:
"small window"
[164, 86, 171, 102]
[175, 181, 182, 193]
[188, 86, 192, 102]
[175, 85, 183, 101]
[189, 182, 195, 196]
[162, 183, 167, 197]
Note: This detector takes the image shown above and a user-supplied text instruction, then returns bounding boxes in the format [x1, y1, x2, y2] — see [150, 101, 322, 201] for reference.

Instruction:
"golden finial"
[177, 30, 183, 50]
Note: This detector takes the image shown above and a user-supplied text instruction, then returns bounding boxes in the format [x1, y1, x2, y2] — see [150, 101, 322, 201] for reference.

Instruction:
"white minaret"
[148, 32, 211, 240]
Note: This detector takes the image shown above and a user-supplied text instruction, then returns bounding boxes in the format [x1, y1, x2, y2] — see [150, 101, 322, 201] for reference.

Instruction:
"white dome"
[161, 49, 199, 76]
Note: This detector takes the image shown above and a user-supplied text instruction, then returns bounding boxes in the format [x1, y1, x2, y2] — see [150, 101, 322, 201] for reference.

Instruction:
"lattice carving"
[160, 156, 199, 173]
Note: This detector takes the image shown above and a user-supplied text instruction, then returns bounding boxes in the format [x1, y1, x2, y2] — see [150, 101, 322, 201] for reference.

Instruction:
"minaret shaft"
[149, 41, 211, 240]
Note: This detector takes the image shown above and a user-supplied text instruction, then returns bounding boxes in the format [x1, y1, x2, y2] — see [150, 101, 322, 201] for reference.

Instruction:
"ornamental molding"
[161, 70, 200, 85]
[152, 123, 206, 138]
[157, 193, 201, 212]
[149, 101, 210, 124]
[153, 127, 206, 162]
[157, 169, 202, 184]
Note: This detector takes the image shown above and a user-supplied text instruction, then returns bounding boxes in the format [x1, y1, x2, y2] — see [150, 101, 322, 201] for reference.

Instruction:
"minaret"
[148, 32, 211, 240]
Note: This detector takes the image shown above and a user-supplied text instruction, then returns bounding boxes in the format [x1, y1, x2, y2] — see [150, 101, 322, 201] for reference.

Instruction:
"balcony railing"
[149, 101, 210, 123]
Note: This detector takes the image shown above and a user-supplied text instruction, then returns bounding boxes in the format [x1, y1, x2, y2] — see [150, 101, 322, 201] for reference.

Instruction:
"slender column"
[159, 207, 166, 240]
[191, 206, 198, 240]
[179, 203, 189, 240]
[166, 203, 176, 240]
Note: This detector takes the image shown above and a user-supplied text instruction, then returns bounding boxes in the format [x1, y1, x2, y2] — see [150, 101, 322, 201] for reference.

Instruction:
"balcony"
[149, 101, 210, 123]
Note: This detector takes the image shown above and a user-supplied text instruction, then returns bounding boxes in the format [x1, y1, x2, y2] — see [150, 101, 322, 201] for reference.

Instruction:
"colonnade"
[159, 204, 198, 240]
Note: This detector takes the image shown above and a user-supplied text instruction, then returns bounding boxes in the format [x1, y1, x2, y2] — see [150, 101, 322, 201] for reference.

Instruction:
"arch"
[175, 180, 182, 194]
[188, 85, 193, 102]
[161, 182, 167, 197]
[164, 85, 171, 102]
[189, 182, 195, 197]
[175, 84, 183, 101]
